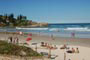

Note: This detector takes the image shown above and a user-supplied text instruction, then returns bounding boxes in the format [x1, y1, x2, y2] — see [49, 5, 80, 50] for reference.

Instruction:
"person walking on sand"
[8, 36, 13, 43]
[51, 34, 55, 40]
[71, 32, 75, 38]
[14, 37, 19, 44]
[64, 53, 66, 60]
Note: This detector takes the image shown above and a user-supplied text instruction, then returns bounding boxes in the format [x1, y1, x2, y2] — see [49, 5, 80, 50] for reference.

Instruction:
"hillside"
[0, 40, 41, 57]
[0, 14, 48, 27]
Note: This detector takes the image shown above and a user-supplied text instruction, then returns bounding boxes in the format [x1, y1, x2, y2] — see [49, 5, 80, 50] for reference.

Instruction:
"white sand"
[0, 33, 90, 60]
[29, 43, 90, 60]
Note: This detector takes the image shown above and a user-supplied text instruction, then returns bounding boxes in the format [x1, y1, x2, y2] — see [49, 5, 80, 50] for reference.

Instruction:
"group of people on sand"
[60, 44, 79, 53]
[8, 36, 19, 44]
[41, 42, 57, 49]
[60, 44, 69, 49]
[66, 47, 79, 53]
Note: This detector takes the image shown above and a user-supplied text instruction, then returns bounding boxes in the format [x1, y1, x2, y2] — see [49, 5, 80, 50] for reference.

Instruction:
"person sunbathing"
[53, 45, 57, 49]
[66, 48, 75, 53]
[44, 43, 48, 47]
[72, 48, 75, 53]
[41, 42, 45, 46]
[60, 44, 67, 49]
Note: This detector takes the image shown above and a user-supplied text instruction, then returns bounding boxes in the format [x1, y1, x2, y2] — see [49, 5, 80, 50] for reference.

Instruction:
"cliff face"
[38, 23, 48, 27]
[19, 22, 48, 28]
[27, 21, 48, 27]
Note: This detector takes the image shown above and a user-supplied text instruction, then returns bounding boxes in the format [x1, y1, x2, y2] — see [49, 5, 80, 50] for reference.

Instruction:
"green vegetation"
[0, 14, 48, 27]
[0, 40, 42, 57]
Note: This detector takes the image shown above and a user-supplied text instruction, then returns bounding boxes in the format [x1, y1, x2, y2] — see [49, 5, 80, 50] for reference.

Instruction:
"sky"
[0, 0, 90, 23]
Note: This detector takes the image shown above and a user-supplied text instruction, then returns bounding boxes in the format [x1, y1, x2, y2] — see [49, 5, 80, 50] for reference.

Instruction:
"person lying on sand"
[41, 42, 45, 46]
[47, 44, 58, 49]
[53, 45, 57, 49]
[41, 42, 49, 47]
[66, 48, 75, 53]
[60, 44, 67, 49]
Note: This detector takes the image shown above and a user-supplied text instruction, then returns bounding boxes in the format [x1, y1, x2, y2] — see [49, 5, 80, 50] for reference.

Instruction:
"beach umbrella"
[26, 37, 32, 41]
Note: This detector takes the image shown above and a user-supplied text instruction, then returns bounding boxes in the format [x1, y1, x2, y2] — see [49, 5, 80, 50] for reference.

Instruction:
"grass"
[0, 40, 42, 57]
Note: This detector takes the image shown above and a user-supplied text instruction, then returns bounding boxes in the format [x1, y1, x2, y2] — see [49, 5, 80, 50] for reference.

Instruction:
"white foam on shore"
[16, 27, 49, 30]
[16, 27, 90, 31]
[64, 27, 90, 31]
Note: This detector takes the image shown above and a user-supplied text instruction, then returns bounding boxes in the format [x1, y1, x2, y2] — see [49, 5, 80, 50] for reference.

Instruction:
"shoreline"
[0, 32, 90, 48]
[0, 32, 90, 60]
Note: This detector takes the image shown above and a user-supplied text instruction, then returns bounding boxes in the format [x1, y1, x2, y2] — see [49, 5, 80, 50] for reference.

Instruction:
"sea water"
[0, 23, 90, 38]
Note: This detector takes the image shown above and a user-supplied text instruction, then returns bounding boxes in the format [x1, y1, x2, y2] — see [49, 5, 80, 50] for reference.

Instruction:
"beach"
[0, 32, 90, 60]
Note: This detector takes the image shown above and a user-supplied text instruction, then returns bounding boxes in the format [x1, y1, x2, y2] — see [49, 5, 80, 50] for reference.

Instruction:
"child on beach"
[75, 47, 79, 53]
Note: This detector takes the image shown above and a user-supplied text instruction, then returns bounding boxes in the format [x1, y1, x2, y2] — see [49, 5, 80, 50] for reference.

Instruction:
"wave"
[64, 27, 90, 31]
[16, 27, 49, 30]
[48, 28, 60, 32]
[16, 27, 90, 32]
[16, 27, 61, 32]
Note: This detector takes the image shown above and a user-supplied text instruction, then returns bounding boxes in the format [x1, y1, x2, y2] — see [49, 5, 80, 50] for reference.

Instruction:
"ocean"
[0, 23, 90, 38]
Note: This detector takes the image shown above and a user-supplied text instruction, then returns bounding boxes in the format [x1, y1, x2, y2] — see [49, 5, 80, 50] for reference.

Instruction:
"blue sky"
[0, 0, 90, 23]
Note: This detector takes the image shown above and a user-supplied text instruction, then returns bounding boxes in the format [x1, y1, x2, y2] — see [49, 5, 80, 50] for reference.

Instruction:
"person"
[64, 53, 66, 60]
[45, 43, 48, 47]
[71, 32, 75, 38]
[50, 45, 54, 49]
[60, 44, 67, 49]
[51, 34, 55, 40]
[66, 48, 75, 53]
[41, 42, 44, 46]
[19, 31, 23, 36]
[54, 45, 57, 49]
[75, 47, 79, 53]
[14, 37, 19, 44]
[72, 48, 75, 53]
[66, 50, 72, 53]
[8, 36, 13, 43]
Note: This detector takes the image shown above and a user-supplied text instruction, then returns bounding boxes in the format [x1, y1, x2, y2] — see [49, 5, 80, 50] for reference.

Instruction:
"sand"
[0, 33, 90, 60]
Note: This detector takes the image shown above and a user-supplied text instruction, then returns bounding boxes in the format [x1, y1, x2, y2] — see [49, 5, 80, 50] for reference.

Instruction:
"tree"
[17, 14, 23, 20]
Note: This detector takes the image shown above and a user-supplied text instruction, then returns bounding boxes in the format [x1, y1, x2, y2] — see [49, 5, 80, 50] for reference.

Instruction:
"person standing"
[14, 37, 19, 44]
[8, 36, 13, 43]
[75, 47, 79, 53]
[64, 53, 66, 60]
[51, 34, 55, 40]
[71, 32, 75, 38]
